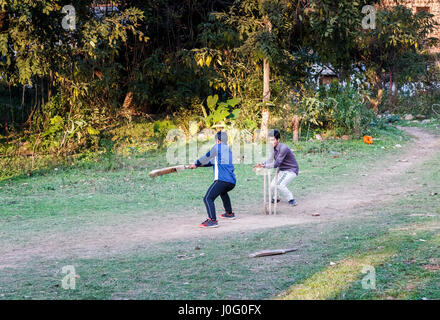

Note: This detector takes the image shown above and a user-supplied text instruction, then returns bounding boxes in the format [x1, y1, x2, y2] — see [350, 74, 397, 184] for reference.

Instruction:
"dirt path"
[1, 126, 439, 268]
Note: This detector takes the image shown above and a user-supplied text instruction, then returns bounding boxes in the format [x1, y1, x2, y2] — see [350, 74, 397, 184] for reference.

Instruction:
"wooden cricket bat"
[148, 165, 189, 178]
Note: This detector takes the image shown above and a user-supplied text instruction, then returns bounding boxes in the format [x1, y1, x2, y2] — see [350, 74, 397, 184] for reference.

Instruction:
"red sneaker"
[220, 212, 236, 220]
[199, 219, 219, 228]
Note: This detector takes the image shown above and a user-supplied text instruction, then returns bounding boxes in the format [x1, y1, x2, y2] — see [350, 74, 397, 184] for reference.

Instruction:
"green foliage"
[242, 118, 258, 131]
[300, 96, 333, 127]
[202, 94, 241, 128]
[153, 120, 176, 149]
[195, 0, 314, 113]
[358, 5, 438, 109]
[42, 116, 64, 138]
[299, 82, 375, 137]
[87, 127, 100, 136]
[326, 83, 375, 135]
[1, 0, 439, 159]
[395, 91, 440, 117]
[306, 0, 377, 74]
[104, 121, 156, 155]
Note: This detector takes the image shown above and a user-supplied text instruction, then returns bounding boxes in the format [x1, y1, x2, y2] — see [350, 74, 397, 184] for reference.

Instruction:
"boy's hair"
[216, 131, 228, 143]
[268, 129, 281, 140]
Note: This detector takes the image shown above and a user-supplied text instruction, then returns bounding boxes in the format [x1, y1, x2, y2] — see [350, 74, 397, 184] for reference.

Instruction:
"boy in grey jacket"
[255, 130, 299, 206]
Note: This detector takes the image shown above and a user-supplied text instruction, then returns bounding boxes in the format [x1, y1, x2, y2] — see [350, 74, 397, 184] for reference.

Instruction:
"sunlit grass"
[277, 251, 393, 300]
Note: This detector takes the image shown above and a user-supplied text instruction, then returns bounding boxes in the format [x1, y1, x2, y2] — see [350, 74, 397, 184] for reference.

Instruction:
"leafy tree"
[0, 0, 146, 152]
[195, 0, 384, 137]
[303, 0, 378, 77]
[357, 5, 438, 112]
[196, 0, 304, 137]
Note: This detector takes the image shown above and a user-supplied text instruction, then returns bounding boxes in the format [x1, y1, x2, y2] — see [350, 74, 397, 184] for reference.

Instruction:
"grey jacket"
[263, 143, 299, 175]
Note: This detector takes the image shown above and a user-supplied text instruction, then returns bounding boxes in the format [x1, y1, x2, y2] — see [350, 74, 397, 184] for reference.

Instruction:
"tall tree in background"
[0, 1, 146, 127]
[197, 0, 384, 136]
[357, 5, 438, 112]
[197, 0, 301, 139]
[303, 0, 378, 77]
[261, 3, 272, 140]
[1, 0, 438, 143]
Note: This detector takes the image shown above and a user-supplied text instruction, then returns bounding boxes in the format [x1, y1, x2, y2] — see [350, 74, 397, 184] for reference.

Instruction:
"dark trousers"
[203, 180, 235, 221]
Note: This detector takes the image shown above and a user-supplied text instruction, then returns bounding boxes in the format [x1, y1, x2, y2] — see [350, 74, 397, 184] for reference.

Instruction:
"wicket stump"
[263, 168, 278, 215]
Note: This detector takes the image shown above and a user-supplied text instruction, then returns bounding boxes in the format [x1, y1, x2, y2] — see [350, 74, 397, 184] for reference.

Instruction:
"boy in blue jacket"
[189, 131, 236, 228]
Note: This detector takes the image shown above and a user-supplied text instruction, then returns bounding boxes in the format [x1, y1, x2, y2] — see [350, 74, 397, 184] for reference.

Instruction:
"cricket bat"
[148, 165, 189, 178]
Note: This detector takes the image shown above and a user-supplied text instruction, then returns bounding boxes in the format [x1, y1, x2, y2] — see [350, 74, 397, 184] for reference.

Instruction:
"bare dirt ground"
[1, 126, 439, 269]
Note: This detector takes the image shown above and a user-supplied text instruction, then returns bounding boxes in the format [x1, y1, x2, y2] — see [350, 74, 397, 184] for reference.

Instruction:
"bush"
[153, 120, 176, 149]
[394, 90, 440, 117]
[299, 82, 375, 138]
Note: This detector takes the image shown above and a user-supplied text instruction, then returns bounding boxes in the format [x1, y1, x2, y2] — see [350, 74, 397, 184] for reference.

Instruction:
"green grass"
[0, 125, 407, 221]
[0, 121, 158, 182]
[0, 123, 439, 300]
[1, 181, 438, 299]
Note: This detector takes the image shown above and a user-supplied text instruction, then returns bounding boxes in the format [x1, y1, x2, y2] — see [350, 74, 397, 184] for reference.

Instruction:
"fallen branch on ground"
[249, 248, 299, 258]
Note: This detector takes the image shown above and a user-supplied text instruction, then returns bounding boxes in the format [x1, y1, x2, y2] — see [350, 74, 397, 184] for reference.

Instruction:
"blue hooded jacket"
[195, 143, 236, 185]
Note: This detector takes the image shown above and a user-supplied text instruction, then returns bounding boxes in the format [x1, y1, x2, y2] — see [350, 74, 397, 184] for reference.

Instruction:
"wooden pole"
[263, 169, 268, 214]
[274, 169, 278, 215]
[268, 170, 272, 215]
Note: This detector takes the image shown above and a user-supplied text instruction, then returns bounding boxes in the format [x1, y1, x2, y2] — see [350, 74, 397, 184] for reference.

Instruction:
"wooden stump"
[274, 169, 278, 215]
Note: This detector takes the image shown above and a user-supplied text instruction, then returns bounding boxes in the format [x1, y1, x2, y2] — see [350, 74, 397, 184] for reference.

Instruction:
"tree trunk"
[22, 85, 25, 107]
[260, 109, 269, 141]
[292, 115, 300, 142]
[41, 77, 44, 107]
[1, 104, 10, 139]
[263, 58, 270, 102]
[25, 83, 38, 127]
[388, 71, 392, 112]
[0, 11, 8, 32]
[259, 14, 272, 141]
[370, 74, 383, 114]
[260, 58, 270, 140]
[22, 86, 25, 122]
[374, 89, 383, 114]
[48, 70, 53, 99]
[121, 91, 135, 122]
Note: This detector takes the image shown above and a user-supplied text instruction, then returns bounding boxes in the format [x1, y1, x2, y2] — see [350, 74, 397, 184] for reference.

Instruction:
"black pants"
[203, 180, 235, 221]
